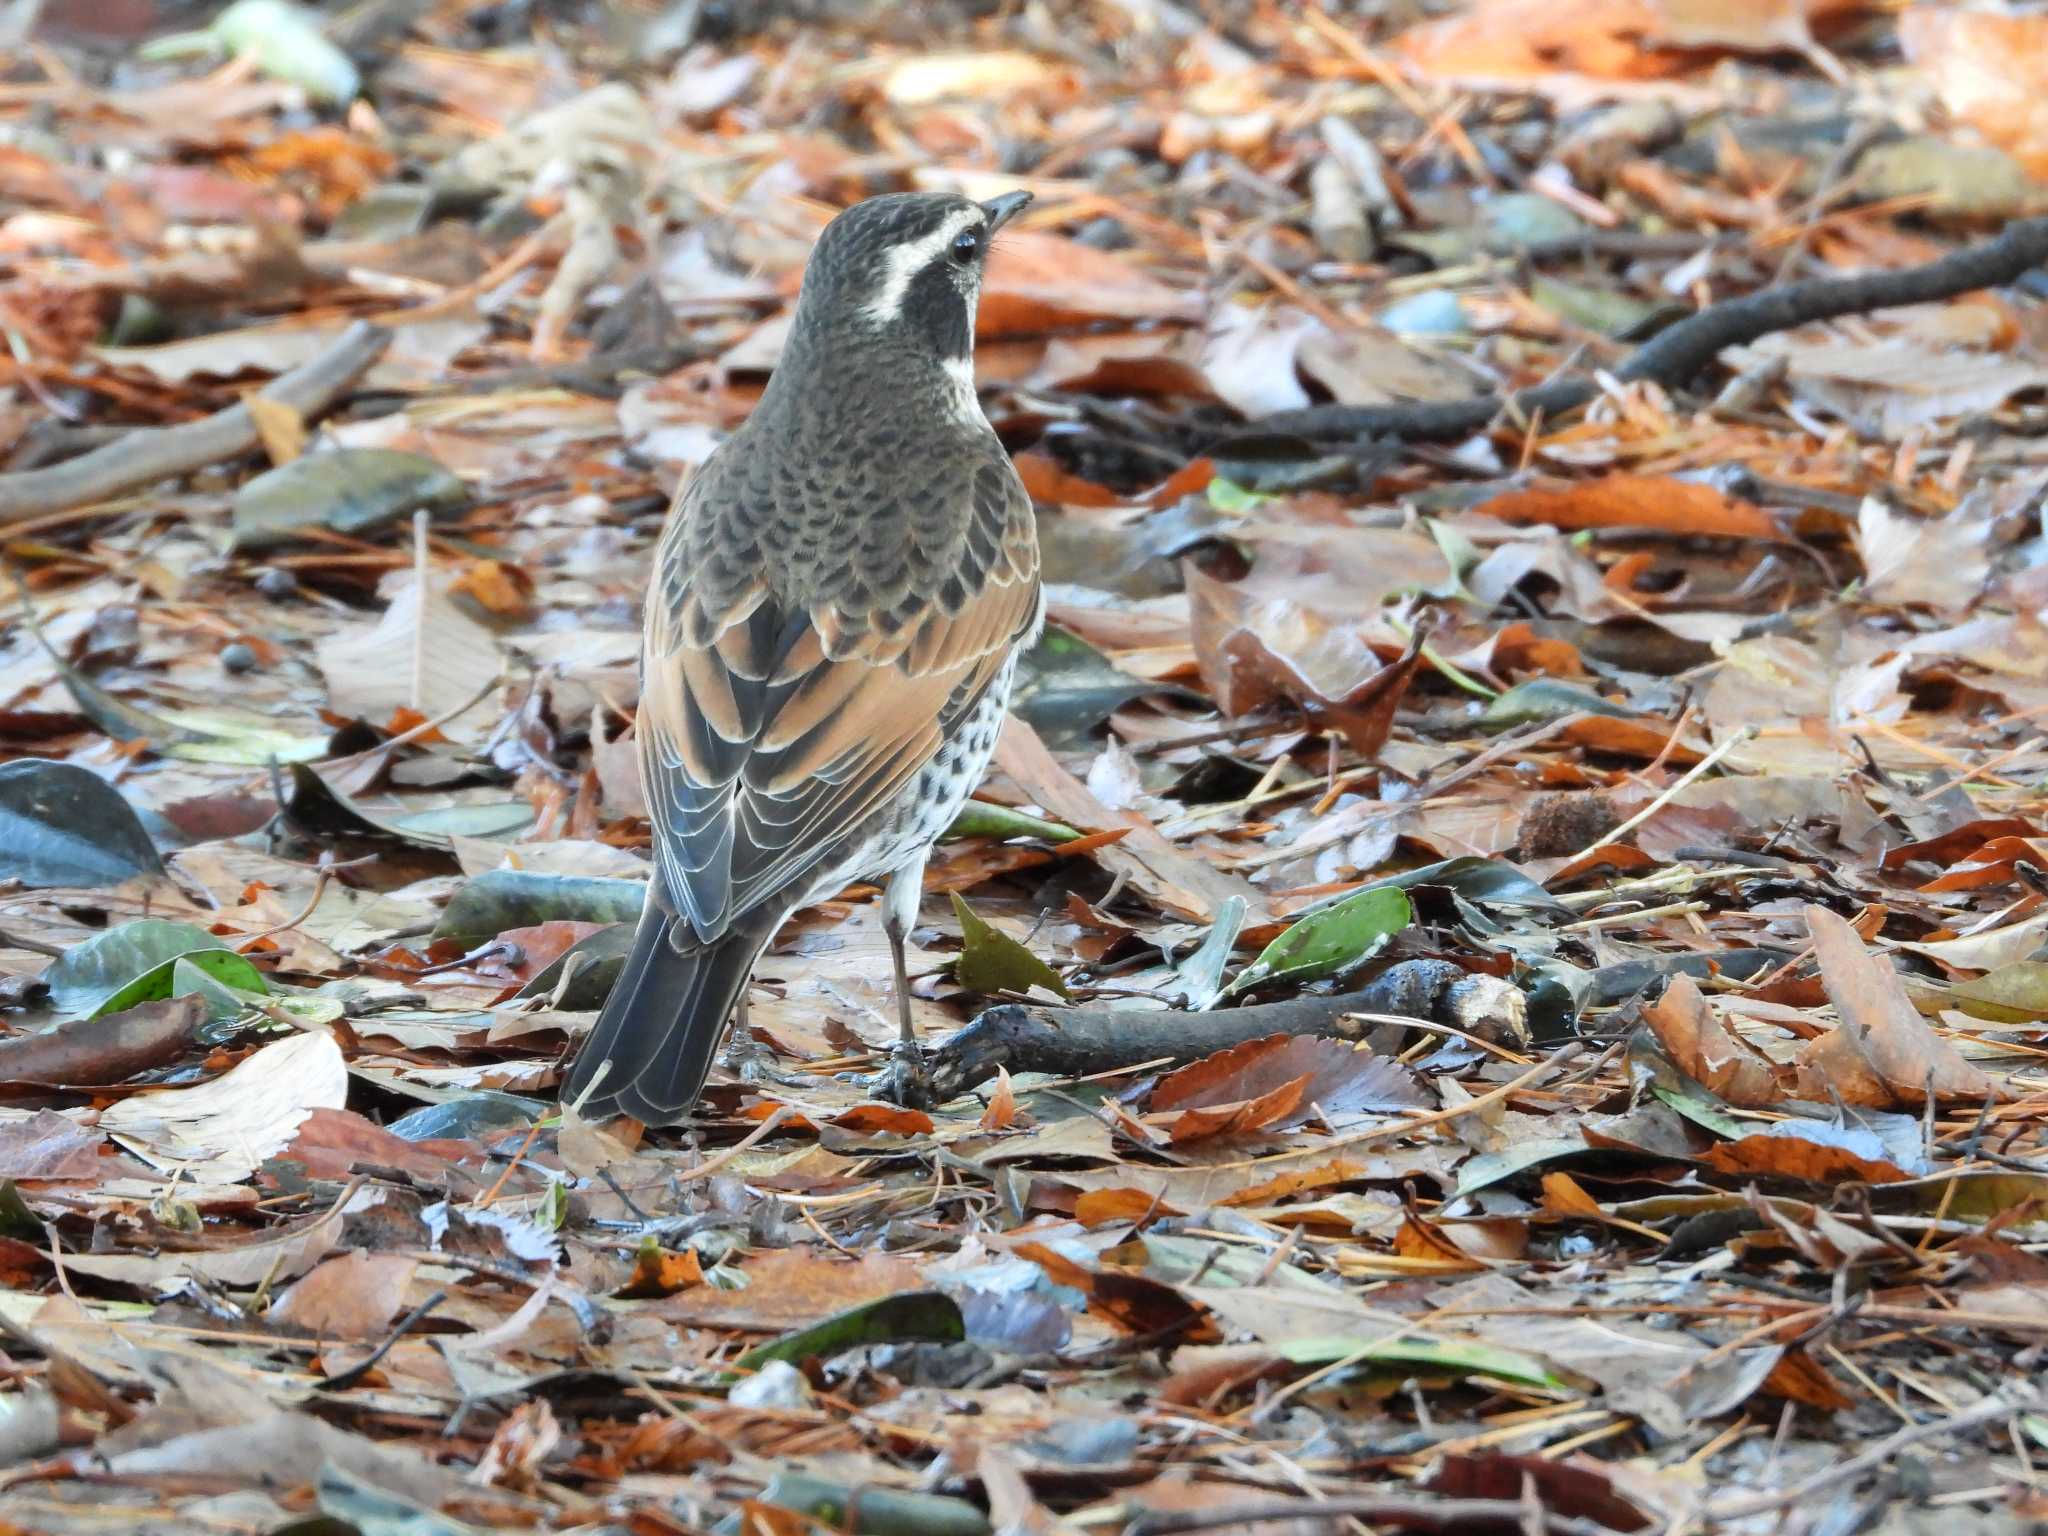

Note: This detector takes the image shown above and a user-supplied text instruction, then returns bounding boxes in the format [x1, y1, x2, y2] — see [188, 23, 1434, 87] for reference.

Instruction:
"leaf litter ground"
[2, 2, 2048, 1533]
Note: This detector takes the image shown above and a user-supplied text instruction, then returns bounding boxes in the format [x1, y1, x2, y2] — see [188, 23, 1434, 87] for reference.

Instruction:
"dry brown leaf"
[0, 1110, 105, 1178]
[649, 1248, 927, 1330]
[1014, 1240, 1220, 1341]
[315, 578, 502, 740]
[1796, 904, 2003, 1108]
[100, 1028, 349, 1183]
[979, 232, 1201, 336]
[270, 1249, 419, 1341]
[60, 1190, 353, 1288]
[993, 715, 1266, 924]
[1642, 974, 1783, 1108]
[1702, 1130, 1910, 1185]
[1147, 1034, 1424, 1144]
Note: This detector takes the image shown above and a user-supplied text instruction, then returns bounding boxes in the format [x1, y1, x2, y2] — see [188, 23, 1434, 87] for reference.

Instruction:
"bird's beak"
[979, 190, 1033, 234]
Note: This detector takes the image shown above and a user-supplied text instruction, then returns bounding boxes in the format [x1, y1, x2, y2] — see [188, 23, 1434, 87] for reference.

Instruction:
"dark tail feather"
[563, 891, 767, 1126]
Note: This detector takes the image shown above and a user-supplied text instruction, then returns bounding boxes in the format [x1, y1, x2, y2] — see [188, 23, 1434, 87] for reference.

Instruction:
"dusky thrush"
[564, 189, 1042, 1125]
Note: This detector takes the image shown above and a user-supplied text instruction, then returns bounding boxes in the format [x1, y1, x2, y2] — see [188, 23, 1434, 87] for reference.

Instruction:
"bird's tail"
[562, 890, 771, 1126]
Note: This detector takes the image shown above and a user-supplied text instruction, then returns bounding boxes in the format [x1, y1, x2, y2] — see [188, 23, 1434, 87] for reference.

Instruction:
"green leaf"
[100, 946, 270, 1020]
[1451, 1138, 1602, 1200]
[1226, 885, 1410, 997]
[1949, 962, 2048, 1024]
[435, 869, 647, 945]
[233, 449, 469, 554]
[1275, 1332, 1568, 1391]
[44, 920, 231, 1017]
[747, 1472, 990, 1536]
[165, 954, 263, 1022]
[949, 892, 1069, 1000]
[0, 1181, 39, 1239]
[1483, 678, 1642, 729]
[1206, 476, 1275, 512]
[1007, 627, 1186, 748]
[943, 802, 1081, 843]
[733, 1292, 965, 1376]
[142, 0, 360, 104]
[0, 759, 163, 889]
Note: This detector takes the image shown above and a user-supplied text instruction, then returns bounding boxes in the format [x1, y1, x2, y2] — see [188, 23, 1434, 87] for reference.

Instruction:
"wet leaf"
[0, 758, 162, 889]
[233, 449, 469, 553]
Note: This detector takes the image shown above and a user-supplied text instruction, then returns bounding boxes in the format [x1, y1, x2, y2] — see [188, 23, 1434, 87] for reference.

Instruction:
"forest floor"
[2, 2, 2048, 1533]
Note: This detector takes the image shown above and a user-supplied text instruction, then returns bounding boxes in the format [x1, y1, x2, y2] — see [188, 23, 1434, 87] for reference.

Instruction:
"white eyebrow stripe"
[862, 208, 982, 325]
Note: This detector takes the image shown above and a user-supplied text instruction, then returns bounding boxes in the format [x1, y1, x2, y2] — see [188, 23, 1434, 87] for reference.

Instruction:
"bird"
[563, 189, 1043, 1126]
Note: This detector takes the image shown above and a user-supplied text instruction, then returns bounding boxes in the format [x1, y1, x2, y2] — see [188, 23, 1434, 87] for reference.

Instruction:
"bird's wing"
[637, 458, 1039, 944]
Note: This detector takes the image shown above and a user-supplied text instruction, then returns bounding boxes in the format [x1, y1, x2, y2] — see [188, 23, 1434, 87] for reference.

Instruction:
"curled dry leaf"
[99, 1028, 350, 1183]
[1641, 974, 1783, 1108]
[1147, 1034, 1425, 1144]
[1797, 904, 2002, 1109]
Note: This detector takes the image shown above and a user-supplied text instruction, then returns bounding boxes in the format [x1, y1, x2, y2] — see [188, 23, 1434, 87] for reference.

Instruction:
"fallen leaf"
[315, 578, 502, 740]
[270, 1249, 419, 1341]
[1797, 905, 2002, 1108]
[0, 1111, 104, 1179]
[99, 1029, 350, 1182]
[1642, 975, 1783, 1108]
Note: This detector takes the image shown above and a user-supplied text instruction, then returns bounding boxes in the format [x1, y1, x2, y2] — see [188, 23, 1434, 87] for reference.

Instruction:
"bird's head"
[783, 190, 1032, 373]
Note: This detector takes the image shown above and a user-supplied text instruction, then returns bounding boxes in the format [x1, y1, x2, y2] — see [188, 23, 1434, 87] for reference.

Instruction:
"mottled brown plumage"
[564, 190, 1040, 1125]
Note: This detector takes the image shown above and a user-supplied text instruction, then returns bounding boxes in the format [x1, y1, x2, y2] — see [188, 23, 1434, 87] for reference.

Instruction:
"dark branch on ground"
[874, 959, 1505, 1107]
[1247, 214, 2048, 444]
[0, 320, 392, 525]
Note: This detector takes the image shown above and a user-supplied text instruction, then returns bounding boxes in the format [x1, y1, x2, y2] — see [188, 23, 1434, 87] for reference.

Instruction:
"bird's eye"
[949, 229, 982, 265]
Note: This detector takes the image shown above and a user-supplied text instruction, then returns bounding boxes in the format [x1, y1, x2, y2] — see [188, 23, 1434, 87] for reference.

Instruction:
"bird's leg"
[719, 983, 766, 1079]
[881, 862, 925, 1052]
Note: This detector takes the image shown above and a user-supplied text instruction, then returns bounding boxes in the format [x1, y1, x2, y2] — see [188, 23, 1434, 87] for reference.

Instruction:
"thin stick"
[674, 1105, 796, 1183]
[1581, 725, 1758, 857]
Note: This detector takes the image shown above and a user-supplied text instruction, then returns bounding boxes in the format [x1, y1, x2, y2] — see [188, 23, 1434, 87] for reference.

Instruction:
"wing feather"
[636, 457, 1039, 946]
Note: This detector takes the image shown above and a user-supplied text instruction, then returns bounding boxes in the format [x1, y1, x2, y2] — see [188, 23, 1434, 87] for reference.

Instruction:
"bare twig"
[0, 321, 391, 524]
[1250, 215, 2048, 442]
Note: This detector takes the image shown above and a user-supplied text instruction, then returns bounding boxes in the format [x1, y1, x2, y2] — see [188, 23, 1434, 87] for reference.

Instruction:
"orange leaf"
[1642, 974, 1783, 1108]
[979, 1065, 1018, 1130]
[1471, 476, 1786, 541]
[616, 1243, 704, 1299]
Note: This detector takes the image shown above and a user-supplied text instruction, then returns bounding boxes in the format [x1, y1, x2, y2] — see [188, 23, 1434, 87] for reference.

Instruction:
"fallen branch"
[1252, 213, 2048, 443]
[0, 320, 391, 525]
[873, 959, 1515, 1106]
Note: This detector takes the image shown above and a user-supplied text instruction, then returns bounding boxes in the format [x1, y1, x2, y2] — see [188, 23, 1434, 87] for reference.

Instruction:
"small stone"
[1074, 216, 1131, 250]
[729, 1359, 811, 1410]
[253, 568, 297, 599]
[220, 642, 259, 674]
